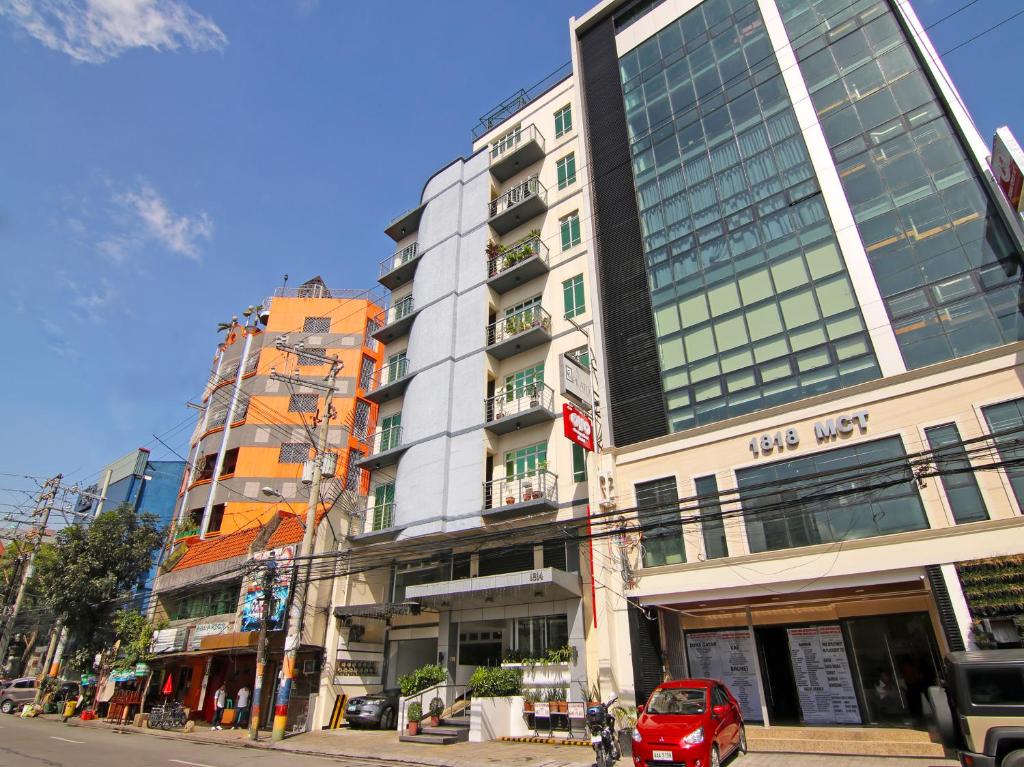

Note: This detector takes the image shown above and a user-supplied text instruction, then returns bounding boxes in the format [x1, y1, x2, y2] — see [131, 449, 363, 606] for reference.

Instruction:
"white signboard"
[685, 629, 762, 721]
[188, 621, 231, 651]
[559, 354, 593, 407]
[992, 126, 1024, 213]
[151, 627, 187, 654]
[786, 625, 861, 724]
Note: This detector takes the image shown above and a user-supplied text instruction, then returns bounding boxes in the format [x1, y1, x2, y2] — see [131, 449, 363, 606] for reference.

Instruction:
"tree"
[35, 503, 164, 673]
[111, 609, 162, 671]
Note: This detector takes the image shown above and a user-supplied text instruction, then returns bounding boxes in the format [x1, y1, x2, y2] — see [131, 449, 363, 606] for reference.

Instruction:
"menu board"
[786, 625, 861, 724]
[685, 629, 762, 720]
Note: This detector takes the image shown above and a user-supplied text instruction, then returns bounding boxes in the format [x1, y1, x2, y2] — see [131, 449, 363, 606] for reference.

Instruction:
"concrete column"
[939, 564, 977, 650]
[567, 597, 587, 700]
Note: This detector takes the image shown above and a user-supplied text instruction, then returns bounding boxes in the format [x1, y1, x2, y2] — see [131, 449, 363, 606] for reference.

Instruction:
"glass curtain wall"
[618, 0, 881, 431]
[778, 0, 1024, 368]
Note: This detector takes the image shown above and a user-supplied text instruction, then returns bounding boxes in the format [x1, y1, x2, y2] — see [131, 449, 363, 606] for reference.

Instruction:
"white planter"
[502, 662, 571, 689]
[469, 695, 530, 742]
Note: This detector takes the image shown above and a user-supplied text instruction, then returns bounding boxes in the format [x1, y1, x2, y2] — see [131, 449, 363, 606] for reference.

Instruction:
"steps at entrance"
[746, 725, 947, 758]
[399, 718, 471, 746]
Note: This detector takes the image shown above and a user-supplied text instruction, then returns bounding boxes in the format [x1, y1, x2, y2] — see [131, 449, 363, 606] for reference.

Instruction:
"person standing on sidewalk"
[233, 685, 250, 730]
[211, 683, 227, 730]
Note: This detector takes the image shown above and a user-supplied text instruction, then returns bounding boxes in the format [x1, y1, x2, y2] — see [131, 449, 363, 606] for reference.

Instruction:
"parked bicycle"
[148, 701, 187, 730]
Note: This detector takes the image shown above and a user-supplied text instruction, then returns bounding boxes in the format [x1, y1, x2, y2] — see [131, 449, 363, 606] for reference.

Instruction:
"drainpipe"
[200, 324, 255, 539]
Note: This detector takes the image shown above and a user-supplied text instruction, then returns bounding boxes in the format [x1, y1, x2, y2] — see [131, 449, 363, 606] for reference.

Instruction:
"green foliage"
[111, 609, 163, 671]
[469, 666, 522, 697]
[544, 687, 567, 702]
[428, 697, 444, 719]
[398, 663, 447, 697]
[612, 704, 638, 730]
[502, 644, 576, 666]
[406, 701, 423, 722]
[578, 680, 602, 702]
[35, 503, 164, 674]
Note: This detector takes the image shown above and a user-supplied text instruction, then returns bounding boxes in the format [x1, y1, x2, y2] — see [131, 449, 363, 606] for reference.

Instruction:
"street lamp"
[261, 486, 300, 518]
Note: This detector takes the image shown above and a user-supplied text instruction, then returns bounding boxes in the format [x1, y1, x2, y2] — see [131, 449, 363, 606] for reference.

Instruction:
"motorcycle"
[586, 695, 620, 767]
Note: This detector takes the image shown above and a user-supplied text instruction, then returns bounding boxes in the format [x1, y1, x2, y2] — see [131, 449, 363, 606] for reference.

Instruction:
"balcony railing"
[489, 125, 546, 182]
[486, 305, 551, 349]
[367, 500, 395, 532]
[368, 424, 403, 456]
[485, 383, 555, 422]
[487, 235, 548, 280]
[369, 357, 409, 392]
[484, 469, 558, 511]
[374, 296, 414, 327]
[380, 242, 419, 278]
[488, 176, 546, 219]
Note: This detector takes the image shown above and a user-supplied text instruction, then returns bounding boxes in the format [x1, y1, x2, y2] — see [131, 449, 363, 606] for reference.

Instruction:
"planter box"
[501, 662, 571, 688]
[469, 696, 531, 743]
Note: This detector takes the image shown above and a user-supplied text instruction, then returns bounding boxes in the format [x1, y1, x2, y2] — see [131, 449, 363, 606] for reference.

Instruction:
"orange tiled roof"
[264, 510, 327, 549]
[173, 524, 261, 571]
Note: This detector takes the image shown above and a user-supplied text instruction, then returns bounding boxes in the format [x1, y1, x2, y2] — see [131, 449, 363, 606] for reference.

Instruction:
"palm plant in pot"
[546, 687, 568, 714]
[406, 701, 422, 735]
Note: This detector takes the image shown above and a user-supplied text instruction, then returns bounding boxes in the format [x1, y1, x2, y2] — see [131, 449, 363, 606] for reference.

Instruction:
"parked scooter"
[586, 695, 620, 767]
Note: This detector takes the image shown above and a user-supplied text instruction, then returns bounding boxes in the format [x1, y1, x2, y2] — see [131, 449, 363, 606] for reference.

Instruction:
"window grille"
[303, 316, 331, 333]
[279, 443, 311, 464]
[288, 393, 318, 413]
[352, 400, 371, 441]
[358, 356, 374, 391]
[298, 347, 327, 366]
[345, 450, 365, 491]
[244, 351, 260, 374]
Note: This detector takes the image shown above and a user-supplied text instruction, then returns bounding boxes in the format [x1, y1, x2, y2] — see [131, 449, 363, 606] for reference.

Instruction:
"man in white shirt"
[211, 683, 227, 730]
[234, 685, 251, 730]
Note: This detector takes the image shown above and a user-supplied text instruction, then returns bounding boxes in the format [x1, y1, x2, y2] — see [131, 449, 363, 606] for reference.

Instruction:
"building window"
[298, 347, 326, 366]
[345, 449, 365, 491]
[207, 503, 225, 534]
[279, 443, 311, 464]
[982, 399, 1024, 512]
[303, 316, 331, 334]
[385, 351, 408, 385]
[738, 436, 928, 554]
[244, 350, 260, 375]
[636, 477, 684, 567]
[694, 475, 728, 559]
[378, 413, 402, 452]
[563, 274, 585, 318]
[572, 443, 587, 482]
[352, 399, 371, 441]
[169, 583, 238, 621]
[288, 393, 318, 413]
[513, 614, 569, 658]
[219, 448, 239, 477]
[556, 153, 576, 190]
[491, 124, 521, 158]
[560, 212, 581, 251]
[554, 104, 572, 138]
[567, 346, 591, 369]
[365, 318, 380, 351]
[505, 442, 547, 479]
[924, 423, 988, 523]
[372, 483, 395, 531]
[233, 395, 249, 422]
[358, 355, 374, 391]
[505, 364, 544, 400]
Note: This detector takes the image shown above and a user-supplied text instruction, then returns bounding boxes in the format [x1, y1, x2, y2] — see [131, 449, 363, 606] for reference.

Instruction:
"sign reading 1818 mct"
[748, 410, 869, 457]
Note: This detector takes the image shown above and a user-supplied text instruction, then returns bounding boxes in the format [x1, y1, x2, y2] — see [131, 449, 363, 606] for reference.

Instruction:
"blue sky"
[0, 0, 1021, 521]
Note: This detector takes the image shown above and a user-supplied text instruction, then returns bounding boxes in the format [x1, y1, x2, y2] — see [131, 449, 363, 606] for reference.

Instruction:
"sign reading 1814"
[748, 410, 869, 457]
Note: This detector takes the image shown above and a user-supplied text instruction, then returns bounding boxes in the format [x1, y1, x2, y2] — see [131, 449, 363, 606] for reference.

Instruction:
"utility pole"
[0, 474, 61, 671]
[269, 338, 341, 741]
[249, 560, 276, 741]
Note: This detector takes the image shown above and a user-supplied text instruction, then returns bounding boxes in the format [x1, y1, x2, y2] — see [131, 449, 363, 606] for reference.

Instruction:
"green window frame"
[563, 274, 585, 318]
[572, 442, 587, 482]
[505, 442, 547, 479]
[379, 412, 402, 452]
[556, 153, 576, 190]
[554, 104, 572, 138]
[372, 483, 395, 531]
[694, 475, 728, 559]
[385, 351, 407, 384]
[567, 346, 590, 369]
[505, 364, 544, 400]
[560, 212, 581, 251]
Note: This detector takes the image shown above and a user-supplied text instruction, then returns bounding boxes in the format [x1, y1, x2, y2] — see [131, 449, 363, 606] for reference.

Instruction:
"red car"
[631, 679, 746, 767]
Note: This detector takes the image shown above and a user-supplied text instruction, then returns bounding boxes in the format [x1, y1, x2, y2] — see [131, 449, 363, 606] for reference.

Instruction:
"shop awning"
[405, 567, 581, 610]
[332, 602, 420, 621]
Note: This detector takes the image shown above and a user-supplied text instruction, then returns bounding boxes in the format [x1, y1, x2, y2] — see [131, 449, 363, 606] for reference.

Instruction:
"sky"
[0, 0, 1022, 522]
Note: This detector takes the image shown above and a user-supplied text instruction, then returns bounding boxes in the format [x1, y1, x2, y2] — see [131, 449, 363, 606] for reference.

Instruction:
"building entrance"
[755, 627, 800, 724]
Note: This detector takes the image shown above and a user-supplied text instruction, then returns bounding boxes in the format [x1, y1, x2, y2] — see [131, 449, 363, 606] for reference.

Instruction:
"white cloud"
[59, 273, 118, 322]
[40, 318, 82, 359]
[99, 179, 213, 262]
[0, 0, 226, 64]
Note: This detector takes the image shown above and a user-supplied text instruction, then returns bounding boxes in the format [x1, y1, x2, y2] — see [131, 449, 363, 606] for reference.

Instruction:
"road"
[0, 715, 406, 767]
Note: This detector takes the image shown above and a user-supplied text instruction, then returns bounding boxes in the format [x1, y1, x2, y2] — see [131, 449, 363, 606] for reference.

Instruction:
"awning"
[405, 567, 581, 610]
[332, 602, 420, 622]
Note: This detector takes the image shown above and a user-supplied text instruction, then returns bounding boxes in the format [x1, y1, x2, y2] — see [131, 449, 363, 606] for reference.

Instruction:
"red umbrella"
[161, 675, 173, 696]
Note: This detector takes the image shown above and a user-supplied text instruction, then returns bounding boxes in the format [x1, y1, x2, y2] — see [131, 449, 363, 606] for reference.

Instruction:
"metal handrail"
[489, 124, 544, 161]
[379, 242, 419, 278]
[488, 176, 547, 219]
[366, 499, 395, 531]
[368, 357, 409, 392]
[484, 469, 558, 509]
[399, 684, 471, 731]
[485, 305, 551, 347]
[367, 424, 403, 456]
[485, 383, 555, 422]
[487, 235, 548, 279]
[373, 295, 415, 328]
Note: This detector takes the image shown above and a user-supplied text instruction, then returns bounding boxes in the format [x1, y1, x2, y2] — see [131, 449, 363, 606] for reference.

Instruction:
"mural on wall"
[240, 545, 295, 632]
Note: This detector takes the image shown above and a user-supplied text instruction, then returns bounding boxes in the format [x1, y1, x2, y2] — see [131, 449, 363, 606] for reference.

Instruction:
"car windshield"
[647, 688, 707, 715]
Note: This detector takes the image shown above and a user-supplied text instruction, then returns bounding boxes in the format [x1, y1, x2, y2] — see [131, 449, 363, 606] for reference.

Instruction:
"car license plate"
[652, 750, 673, 761]
[346, 704, 358, 711]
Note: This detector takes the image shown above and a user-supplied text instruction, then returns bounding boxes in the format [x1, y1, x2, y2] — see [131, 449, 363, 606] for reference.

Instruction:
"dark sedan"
[344, 688, 400, 730]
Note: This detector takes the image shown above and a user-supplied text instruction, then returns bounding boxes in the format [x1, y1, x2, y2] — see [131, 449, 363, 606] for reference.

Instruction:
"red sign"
[993, 127, 1024, 213]
[563, 403, 594, 452]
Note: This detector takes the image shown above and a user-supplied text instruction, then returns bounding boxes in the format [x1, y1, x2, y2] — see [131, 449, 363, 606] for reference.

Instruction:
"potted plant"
[486, 240, 502, 275]
[506, 491, 516, 505]
[613, 704, 639, 757]
[523, 689, 537, 714]
[546, 687, 568, 714]
[406, 702, 422, 735]
[527, 384, 539, 408]
[427, 697, 444, 727]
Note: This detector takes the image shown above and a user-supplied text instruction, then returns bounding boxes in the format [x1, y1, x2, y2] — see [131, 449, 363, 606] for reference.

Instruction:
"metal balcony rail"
[488, 176, 546, 219]
[269, 285, 365, 300]
[367, 499, 395, 531]
[379, 242, 419, 278]
[485, 383, 555, 422]
[487, 235, 548, 279]
[369, 356, 409, 392]
[486, 305, 551, 347]
[374, 295, 415, 328]
[368, 424, 403, 456]
[489, 124, 544, 161]
[484, 469, 558, 509]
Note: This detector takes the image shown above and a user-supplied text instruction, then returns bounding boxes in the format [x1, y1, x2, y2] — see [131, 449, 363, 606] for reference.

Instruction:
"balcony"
[385, 203, 425, 242]
[378, 242, 421, 291]
[489, 125, 546, 182]
[364, 356, 412, 404]
[484, 383, 557, 435]
[488, 176, 547, 235]
[355, 425, 408, 470]
[485, 305, 551, 359]
[371, 296, 418, 343]
[483, 469, 558, 521]
[349, 501, 404, 544]
[487, 235, 549, 293]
